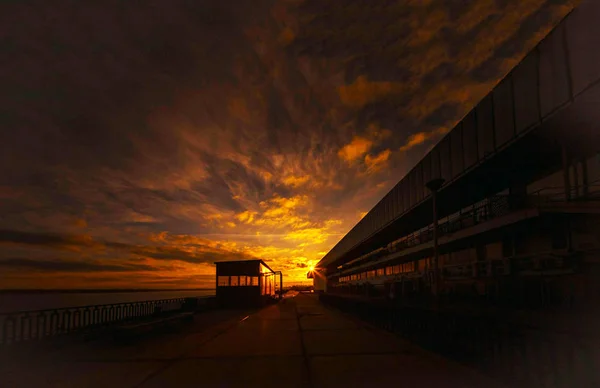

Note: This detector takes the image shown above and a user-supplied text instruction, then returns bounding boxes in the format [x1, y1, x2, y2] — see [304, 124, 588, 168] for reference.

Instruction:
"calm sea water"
[0, 290, 215, 313]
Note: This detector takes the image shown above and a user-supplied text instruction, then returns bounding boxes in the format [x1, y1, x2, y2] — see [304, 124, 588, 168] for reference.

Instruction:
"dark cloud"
[0, 229, 94, 249]
[0, 229, 256, 267]
[0, 258, 160, 273]
[130, 246, 256, 265]
[422, 103, 462, 128]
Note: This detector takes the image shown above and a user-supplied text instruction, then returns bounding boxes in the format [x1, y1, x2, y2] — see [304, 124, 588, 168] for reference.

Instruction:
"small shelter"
[215, 260, 282, 307]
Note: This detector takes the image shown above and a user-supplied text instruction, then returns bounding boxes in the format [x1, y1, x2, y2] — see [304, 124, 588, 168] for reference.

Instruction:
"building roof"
[214, 259, 276, 274]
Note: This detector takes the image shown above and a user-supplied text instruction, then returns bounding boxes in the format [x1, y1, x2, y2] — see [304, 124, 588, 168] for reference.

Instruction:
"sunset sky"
[0, 0, 578, 289]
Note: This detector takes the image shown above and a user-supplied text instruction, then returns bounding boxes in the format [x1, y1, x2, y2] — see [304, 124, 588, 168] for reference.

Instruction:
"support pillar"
[562, 147, 571, 201]
[426, 177, 445, 300]
[582, 158, 589, 197]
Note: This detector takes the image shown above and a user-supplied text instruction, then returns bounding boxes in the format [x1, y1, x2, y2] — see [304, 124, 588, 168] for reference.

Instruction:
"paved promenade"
[1, 293, 502, 387]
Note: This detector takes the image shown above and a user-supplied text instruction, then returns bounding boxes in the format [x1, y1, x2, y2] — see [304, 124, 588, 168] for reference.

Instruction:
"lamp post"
[426, 178, 445, 301]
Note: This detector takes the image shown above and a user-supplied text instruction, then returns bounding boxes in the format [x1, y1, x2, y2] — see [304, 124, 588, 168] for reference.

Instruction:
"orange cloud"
[366, 123, 392, 142]
[282, 174, 310, 187]
[236, 210, 258, 224]
[338, 136, 373, 163]
[338, 76, 401, 108]
[365, 149, 391, 174]
[398, 128, 448, 152]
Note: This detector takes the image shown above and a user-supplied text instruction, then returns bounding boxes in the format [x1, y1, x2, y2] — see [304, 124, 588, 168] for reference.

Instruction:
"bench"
[113, 312, 194, 343]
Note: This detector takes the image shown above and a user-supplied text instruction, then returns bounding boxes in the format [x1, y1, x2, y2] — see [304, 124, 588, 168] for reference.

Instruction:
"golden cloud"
[284, 228, 330, 244]
[282, 174, 310, 187]
[398, 127, 449, 153]
[365, 149, 392, 174]
[338, 136, 373, 163]
[236, 210, 258, 224]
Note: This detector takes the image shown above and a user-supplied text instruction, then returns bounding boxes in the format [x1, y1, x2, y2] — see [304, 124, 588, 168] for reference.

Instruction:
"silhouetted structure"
[215, 260, 282, 307]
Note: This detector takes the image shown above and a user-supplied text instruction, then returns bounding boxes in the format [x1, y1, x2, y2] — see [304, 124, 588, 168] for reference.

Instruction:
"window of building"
[239, 276, 247, 286]
[250, 276, 259, 286]
[385, 267, 392, 276]
[230, 276, 239, 286]
[217, 276, 229, 287]
[377, 268, 384, 276]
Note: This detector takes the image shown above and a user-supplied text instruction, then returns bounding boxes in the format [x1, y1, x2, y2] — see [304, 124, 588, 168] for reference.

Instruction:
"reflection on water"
[0, 290, 215, 313]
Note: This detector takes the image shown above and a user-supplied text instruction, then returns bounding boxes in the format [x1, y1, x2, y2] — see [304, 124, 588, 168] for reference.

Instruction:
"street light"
[426, 178, 445, 300]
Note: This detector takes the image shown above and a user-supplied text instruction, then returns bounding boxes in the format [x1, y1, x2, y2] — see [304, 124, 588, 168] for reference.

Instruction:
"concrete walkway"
[1, 293, 503, 387]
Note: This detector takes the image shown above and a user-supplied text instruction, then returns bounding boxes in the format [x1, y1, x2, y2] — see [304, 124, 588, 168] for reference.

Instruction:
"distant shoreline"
[0, 288, 214, 294]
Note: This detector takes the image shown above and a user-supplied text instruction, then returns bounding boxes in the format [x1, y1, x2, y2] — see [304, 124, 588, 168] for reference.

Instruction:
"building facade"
[313, 1, 600, 312]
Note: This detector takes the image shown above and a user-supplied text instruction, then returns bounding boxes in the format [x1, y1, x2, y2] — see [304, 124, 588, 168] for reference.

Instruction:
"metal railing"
[341, 196, 513, 274]
[529, 183, 600, 204]
[392, 195, 512, 253]
[441, 252, 577, 280]
[0, 297, 206, 345]
[340, 185, 600, 279]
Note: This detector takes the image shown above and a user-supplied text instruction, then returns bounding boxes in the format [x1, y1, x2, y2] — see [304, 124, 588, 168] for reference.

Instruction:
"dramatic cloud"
[0, 0, 578, 288]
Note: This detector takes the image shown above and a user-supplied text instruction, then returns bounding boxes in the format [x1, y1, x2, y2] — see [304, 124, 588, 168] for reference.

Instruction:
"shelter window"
[251, 276, 259, 286]
[377, 268, 384, 277]
[393, 265, 401, 274]
[218, 276, 229, 287]
[239, 276, 247, 286]
[230, 276, 239, 286]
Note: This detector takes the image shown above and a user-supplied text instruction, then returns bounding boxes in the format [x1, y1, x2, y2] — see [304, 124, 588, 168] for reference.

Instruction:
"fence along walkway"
[0, 297, 207, 345]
